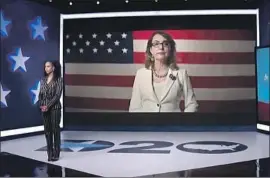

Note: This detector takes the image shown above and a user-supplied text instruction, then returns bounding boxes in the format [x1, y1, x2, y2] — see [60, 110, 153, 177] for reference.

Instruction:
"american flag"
[64, 29, 256, 113]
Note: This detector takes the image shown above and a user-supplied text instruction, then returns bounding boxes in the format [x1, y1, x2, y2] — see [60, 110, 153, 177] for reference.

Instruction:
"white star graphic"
[66, 48, 71, 53]
[79, 33, 83, 39]
[121, 33, 127, 39]
[122, 48, 128, 53]
[31, 81, 40, 104]
[114, 40, 120, 46]
[66, 34, 69, 39]
[107, 48, 113, 53]
[99, 40, 105, 46]
[264, 73, 269, 81]
[92, 33, 97, 38]
[66, 141, 96, 152]
[9, 48, 30, 72]
[106, 33, 112, 38]
[1, 83, 11, 107]
[1, 11, 11, 37]
[85, 41, 90, 46]
[72, 41, 76, 46]
[93, 48, 98, 53]
[79, 48, 84, 53]
[30, 16, 48, 41]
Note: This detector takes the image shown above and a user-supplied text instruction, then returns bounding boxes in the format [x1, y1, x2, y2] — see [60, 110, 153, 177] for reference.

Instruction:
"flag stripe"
[65, 86, 255, 100]
[65, 97, 256, 113]
[65, 63, 255, 76]
[65, 75, 255, 88]
[133, 40, 255, 53]
[133, 52, 254, 64]
[132, 30, 254, 40]
[258, 102, 270, 121]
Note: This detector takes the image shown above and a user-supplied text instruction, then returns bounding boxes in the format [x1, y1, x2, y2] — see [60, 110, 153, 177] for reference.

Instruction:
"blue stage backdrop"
[0, 0, 60, 131]
[259, 0, 270, 46]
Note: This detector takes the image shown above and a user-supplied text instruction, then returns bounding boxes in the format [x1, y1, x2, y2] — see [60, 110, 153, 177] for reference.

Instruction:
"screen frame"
[61, 9, 260, 130]
[0, 9, 260, 137]
[255, 45, 270, 132]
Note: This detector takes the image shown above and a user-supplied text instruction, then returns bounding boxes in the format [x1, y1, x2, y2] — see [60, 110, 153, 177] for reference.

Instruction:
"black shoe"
[52, 149, 60, 161]
[51, 157, 59, 161]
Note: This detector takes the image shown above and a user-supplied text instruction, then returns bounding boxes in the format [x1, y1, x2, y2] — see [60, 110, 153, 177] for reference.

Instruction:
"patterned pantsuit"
[39, 76, 63, 161]
[42, 109, 61, 160]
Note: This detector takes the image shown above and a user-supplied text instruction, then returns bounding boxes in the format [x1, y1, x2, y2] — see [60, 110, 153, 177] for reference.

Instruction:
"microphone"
[169, 74, 176, 81]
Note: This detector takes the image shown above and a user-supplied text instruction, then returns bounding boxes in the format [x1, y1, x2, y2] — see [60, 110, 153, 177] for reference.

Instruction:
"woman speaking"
[129, 31, 198, 112]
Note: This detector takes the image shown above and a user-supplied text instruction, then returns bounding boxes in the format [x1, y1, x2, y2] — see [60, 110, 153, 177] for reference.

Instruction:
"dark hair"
[43, 60, 61, 80]
[145, 31, 179, 70]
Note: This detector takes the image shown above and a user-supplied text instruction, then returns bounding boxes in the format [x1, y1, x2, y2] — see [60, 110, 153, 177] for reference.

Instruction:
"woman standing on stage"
[39, 60, 63, 161]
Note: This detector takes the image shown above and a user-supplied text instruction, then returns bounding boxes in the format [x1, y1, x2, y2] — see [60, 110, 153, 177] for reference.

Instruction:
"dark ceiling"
[27, 0, 261, 14]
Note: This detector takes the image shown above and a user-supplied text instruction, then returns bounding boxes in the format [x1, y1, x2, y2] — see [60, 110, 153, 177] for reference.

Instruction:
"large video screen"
[63, 14, 257, 114]
[256, 47, 270, 123]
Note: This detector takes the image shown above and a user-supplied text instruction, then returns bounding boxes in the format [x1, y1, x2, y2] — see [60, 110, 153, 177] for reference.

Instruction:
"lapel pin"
[169, 74, 176, 81]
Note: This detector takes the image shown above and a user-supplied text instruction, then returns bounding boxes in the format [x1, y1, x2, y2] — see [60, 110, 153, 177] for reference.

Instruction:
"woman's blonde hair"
[145, 31, 179, 70]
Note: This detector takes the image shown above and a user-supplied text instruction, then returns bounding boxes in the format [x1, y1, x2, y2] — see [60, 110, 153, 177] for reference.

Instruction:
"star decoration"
[264, 73, 269, 81]
[106, 33, 112, 38]
[66, 34, 70, 39]
[61, 140, 109, 152]
[30, 81, 41, 104]
[122, 48, 128, 53]
[85, 41, 90, 46]
[121, 33, 127, 38]
[36, 139, 115, 153]
[29, 16, 48, 41]
[114, 40, 120, 46]
[63, 32, 130, 63]
[99, 40, 105, 46]
[107, 48, 112, 53]
[8, 48, 30, 72]
[1, 10, 11, 37]
[1, 83, 11, 108]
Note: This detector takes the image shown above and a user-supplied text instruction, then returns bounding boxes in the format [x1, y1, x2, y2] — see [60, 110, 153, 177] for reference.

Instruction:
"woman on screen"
[38, 60, 63, 161]
[129, 31, 198, 112]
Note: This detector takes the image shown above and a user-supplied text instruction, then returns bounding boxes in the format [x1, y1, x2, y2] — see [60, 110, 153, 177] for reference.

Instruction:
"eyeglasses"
[151, 41, 170, 48]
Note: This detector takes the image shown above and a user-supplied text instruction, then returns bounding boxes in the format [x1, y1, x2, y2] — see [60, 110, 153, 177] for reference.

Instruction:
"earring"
[151, 56, 154, 61]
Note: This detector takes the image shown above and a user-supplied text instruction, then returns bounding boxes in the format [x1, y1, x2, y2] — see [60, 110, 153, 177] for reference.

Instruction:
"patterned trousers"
[42, 109, 61, 159]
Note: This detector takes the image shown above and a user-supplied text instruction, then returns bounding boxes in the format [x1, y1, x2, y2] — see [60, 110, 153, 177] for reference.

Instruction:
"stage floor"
[1, 131, 269, 177]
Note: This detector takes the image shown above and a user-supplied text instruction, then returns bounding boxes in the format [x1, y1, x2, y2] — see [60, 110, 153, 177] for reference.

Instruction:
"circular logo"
[176, 141, 248, 154]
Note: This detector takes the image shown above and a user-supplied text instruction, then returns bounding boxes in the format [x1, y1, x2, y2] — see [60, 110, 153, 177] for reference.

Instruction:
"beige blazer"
[129, 67, 199, 112]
